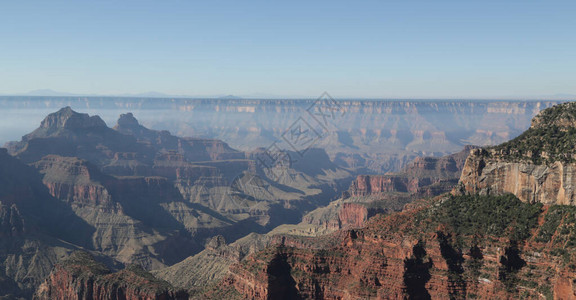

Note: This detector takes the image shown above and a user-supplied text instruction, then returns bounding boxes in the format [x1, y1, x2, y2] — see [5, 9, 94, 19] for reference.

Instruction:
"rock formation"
[456, 102, 576, 205]
[224, 194, 576, 299]
[280, 146, 476, 235]
[151, 146, 478, 295]
[349, 145, 474, 198]
[0, 100, 569, 298]
[35, 251, 188, 300]
[0, 107, 355, 297]
[0, 97, 560, 174]
[0, 148, 89, 298]
[221, 102, 576, 299]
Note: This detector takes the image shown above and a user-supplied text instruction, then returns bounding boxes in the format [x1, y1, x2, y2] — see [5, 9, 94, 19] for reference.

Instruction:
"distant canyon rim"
[0, 97, 561, 175]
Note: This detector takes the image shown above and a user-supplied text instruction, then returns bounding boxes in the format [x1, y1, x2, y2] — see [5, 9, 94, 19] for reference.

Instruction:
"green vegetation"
[537, 284, 554, 300]
[61, 251, 111, 276]
[490, 102, 576, 164]
[534, 102, 576, 127]
[536, 205, 576, 243]
[424, 194, 542, 241]
[466, 244, 483, 282]
[491, 125, 576, 164]
[534, 205, 576, 260]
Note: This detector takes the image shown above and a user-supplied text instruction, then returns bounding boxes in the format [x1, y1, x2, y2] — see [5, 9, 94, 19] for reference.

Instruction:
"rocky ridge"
[0, 97, 561, 174]
[456, 102, 576, 205]
[0, 107, 354, 297]
[280, 146, 476, 236]
[222, 102, 576, 299]
[0, 148, 88, 298]
[34, 251, 188, 300]
[152, 147, 475, 294]
[224, 194, 576, 299]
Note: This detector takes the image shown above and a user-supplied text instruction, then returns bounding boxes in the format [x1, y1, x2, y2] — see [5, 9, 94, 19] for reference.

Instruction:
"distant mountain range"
[2, 89, 575, 100]
[5, 89, 245, 99]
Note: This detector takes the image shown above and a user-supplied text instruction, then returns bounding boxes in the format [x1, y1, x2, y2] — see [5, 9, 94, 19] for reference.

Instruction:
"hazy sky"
[0, 0, 574, 99]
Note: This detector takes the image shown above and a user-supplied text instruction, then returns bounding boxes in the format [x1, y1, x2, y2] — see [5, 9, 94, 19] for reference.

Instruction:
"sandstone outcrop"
[349, 145, 473, 198]
[152, 233, 271, 295]
[224, 195, 576, 299]
[39, 106, 108, 132]
[222, 101, 576, 300]
[34, 251, 188, 300]
[336, 202, 371, 228]
[455, 102, 576, 205]
[455, 148, 576, 205]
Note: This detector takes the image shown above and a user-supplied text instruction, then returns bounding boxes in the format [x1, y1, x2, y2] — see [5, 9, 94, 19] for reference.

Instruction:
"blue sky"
[0, 0, 574, 99]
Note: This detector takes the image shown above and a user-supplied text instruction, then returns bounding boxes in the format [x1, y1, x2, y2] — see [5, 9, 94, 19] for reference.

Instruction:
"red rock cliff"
[349, 146, 474, 198]
[224, 200, 576, 300]
[34, 252, 188, 300]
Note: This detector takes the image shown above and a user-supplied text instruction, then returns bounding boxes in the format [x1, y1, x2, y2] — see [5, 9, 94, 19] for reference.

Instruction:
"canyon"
[220, 101, 576, 299]
[151, 145, 475, 295]
[0, 97, 559, 174]
[0, 98, 572, 299]
[223, 195, 576, 299]
[0, 106, 351, 298]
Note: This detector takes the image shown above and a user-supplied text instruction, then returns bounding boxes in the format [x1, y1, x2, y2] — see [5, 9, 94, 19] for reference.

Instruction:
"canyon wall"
[224, 197, 576, 300]
[456, 148, 576, 205]
[223, 103, 576, 300]
[0, 106, 356, 297]
[34, 252, 188, 300]
[456, 102, 576, 205]
[0, 97, 560, 173]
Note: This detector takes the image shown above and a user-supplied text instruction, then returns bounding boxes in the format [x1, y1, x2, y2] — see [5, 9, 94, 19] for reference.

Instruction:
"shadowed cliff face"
[0, 107, 356, 297]
[403, 240, 432, 300]
[266, 251, 302, 300]
[349, 145, 475, 200]
[0, 100, 569, 298]
[0, 149, 96, 298]
[7, 108, 351, 246]
[270, 146, 477, 238]
[222, 101, 576, 300]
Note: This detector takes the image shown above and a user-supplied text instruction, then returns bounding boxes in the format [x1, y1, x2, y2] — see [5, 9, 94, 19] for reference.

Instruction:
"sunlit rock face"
[222, 102, 576, 300]
[455, 102, 576, 205]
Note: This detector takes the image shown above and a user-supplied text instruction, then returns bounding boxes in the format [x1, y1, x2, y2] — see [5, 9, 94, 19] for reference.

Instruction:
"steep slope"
[35, 251, 188, 300]
[222, 101, 576, 299]
[114, 112, 245, 162]
[224, 194, 576, 299]
[32, 154, 218, 268]
[152, 234, 271, 296]
[11, 108, 351, 226]
[0, 148, 95, 298]
[153, 147, 474, 293]
[7, 107, 145, 165]
[350, 145, 474, 198]
[0, 107, 356, 297]
[270, 146, 476, 237]
[456, 102, 576, 205]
